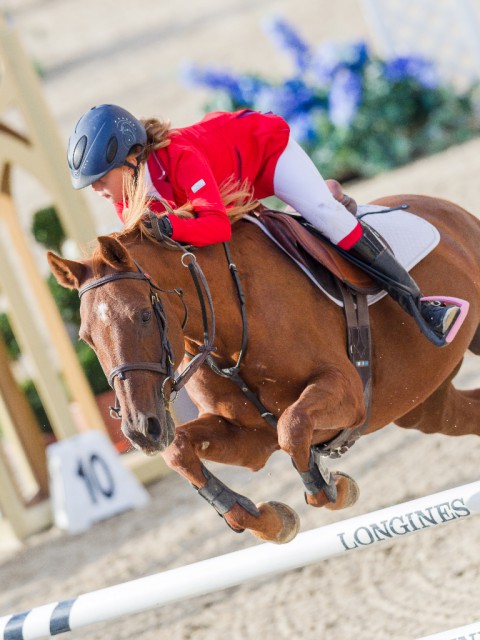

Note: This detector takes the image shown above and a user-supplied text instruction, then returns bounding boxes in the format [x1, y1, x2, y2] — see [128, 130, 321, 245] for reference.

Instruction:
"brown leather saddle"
[255, 209, 380, 298]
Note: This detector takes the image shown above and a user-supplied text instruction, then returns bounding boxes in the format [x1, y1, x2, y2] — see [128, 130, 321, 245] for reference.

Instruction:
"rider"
[67, 104, 463, 346]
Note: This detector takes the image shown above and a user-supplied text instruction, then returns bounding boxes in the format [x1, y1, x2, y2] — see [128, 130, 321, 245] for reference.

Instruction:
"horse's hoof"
[325, 471, 360, 510]
[257, 501, 300, 544]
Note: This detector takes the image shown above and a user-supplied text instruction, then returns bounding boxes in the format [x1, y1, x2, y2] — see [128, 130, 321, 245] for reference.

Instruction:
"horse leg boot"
[292, 447, 360, 510]
[193, 465, 299, 543]
[345, 222, 463, 346]
[162, 416, 300, 543]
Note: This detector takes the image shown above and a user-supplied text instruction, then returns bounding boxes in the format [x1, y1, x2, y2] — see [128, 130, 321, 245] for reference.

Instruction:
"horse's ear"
[47, 251, 85, 290]
[97, 235, 136, 271]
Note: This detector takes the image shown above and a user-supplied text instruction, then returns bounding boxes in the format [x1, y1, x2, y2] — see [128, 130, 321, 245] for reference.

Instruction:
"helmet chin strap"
[123, 159, 139, 180]
[124, 152, 144, 184]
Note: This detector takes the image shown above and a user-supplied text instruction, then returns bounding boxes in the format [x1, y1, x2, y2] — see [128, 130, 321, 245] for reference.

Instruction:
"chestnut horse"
[48, 195, 480, 543]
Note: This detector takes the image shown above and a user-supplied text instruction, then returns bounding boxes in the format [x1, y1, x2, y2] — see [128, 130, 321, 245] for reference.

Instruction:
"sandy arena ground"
[1, 1, 480, 638]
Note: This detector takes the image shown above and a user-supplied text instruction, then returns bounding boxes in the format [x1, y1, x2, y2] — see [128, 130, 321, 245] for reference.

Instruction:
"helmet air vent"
[106, 136, 118, 164]
[72, 135, 87, 170]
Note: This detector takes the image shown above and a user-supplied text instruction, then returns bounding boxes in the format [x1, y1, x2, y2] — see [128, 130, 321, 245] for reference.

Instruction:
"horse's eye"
[141, 310, 152, 323]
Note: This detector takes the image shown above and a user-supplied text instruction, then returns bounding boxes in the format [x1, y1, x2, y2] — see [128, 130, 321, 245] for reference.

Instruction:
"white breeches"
[273, 137, 359, 245]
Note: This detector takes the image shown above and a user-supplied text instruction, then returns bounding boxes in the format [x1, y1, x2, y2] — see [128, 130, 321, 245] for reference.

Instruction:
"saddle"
[255, 210, 380, 297]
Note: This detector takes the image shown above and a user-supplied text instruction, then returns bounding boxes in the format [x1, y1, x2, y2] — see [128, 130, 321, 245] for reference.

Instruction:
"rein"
[148, 213, 266, 417]
[201, 243, 278, 428]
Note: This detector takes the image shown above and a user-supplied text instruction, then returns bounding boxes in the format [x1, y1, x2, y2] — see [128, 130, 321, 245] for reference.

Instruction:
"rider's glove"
[155, 215, 173, 238]
[144, 214, 173, 240]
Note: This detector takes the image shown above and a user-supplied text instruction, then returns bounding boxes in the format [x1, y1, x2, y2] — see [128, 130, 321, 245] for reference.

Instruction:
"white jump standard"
[1, 480, 479, 640]
[417, 619, 480, 639]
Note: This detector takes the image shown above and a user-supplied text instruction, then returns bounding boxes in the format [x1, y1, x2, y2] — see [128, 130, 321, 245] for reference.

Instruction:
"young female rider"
[67, 103, 463, 345]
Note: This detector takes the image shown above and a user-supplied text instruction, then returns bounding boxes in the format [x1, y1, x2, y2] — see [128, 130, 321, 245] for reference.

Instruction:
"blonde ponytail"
[139, 117, 172, 161]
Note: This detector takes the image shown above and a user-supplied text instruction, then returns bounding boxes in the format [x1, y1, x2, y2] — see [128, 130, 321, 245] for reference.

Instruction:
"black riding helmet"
[67, 104, 147, 189]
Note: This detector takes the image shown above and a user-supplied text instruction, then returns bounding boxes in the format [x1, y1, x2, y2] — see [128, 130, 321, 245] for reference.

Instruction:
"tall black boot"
[344, 222, 461, 346]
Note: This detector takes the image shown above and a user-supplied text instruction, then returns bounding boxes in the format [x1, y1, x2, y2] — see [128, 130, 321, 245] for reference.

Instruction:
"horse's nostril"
[146, 416, 161, 441]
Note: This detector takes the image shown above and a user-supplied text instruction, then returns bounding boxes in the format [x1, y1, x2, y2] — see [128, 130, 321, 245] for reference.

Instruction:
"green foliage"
[0, 315, 54, 433]
[28, 206, 109, 402]
[31, 205, 66, 254]
[0, 198, 108, 434]
[307, 74, 479, 181]
[47, 273, 80, 325]
[0, 313, 21, 360]
[76, 341, 110, 395]
[21, 379, 53, 434]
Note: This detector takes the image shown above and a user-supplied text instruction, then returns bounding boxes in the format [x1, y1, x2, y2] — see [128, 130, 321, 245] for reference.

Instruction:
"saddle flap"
[256, 211, 379, 294]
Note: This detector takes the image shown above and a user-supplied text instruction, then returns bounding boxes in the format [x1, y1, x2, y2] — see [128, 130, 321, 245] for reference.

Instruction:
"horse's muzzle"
[122, 409, 176, 455]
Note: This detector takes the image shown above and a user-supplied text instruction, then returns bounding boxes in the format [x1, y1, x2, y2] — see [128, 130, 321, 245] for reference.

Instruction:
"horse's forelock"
[90, 246, 108, 278]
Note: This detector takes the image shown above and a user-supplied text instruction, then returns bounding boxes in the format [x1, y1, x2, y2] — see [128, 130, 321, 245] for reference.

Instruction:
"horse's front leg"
[162, 414, 300, 543]
[277, 364, 365, 510]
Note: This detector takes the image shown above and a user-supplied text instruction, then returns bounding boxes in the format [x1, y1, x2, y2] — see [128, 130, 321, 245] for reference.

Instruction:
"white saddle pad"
[246, 205, 440, 306]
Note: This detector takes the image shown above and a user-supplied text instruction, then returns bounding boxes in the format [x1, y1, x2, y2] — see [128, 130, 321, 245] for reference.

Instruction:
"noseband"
[78, 254, 216, 419]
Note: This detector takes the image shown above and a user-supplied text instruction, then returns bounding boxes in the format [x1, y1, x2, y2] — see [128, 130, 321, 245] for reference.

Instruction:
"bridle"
[78, 253, 216, 419]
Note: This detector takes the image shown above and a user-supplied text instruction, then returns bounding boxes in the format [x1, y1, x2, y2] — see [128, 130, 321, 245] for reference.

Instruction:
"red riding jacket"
[115, 110, 290, 246]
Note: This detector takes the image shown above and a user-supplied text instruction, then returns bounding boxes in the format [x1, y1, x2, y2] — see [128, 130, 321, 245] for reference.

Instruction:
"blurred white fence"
[361, 0, 480, 90]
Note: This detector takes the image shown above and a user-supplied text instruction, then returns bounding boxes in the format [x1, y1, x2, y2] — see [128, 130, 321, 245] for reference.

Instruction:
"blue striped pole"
[1, 480, 479, 640]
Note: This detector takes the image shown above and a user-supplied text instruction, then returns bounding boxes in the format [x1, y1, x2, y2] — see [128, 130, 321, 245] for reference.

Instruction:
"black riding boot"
[345, 222, 460, 345]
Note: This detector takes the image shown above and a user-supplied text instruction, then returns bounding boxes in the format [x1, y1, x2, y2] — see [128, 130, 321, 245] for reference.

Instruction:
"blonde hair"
[139, 117, 172, 158]
[121, 117, 260, 235]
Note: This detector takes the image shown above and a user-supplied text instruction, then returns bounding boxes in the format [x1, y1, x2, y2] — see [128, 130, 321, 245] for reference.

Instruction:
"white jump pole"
[417, 620, 480, 639]
[1, 480, 479, 640]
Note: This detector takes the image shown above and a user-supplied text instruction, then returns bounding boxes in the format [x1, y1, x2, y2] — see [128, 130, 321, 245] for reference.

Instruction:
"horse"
[47, 194, 480, 544]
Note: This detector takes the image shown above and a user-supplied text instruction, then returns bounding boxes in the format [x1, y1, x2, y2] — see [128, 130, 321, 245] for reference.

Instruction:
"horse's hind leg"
[395, 359, 480, 436]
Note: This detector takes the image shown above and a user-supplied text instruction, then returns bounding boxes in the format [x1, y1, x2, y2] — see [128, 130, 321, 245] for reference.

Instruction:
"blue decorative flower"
[181, 16, 480, 183]
[328, 68, 362, 127]
[254, 78, 318, 120]
[343, 41, 369, 72]
[313, 40, 370, 85]
[181, 64, 245, 103]
[263, 16, 311, 72]
[236, 75, 267, 104]
[311, 42, 344, 85]
[288, 111, 320, 144]
[383, 56, 439, 89]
